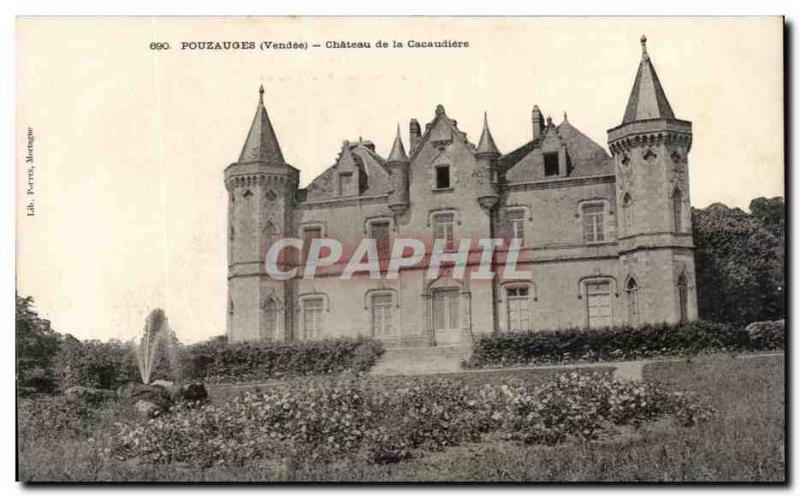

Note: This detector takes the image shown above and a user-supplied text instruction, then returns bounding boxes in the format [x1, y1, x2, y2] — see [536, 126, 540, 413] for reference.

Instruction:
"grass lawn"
[18, 354, 784, 483]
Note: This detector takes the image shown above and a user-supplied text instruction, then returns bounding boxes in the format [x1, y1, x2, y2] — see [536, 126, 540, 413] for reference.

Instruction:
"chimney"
[409, 119, 421, 154]
[532, 105, 545, 141]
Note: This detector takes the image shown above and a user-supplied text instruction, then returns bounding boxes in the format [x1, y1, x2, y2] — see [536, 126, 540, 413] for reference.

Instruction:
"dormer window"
[339, 172, 354, 196]
[544, 152, 559, 176]
[435, 165, 451, 190]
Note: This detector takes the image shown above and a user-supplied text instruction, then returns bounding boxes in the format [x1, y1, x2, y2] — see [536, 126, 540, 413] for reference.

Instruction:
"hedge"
[187, 337, 384, 384]
[465, 320, 784, 369]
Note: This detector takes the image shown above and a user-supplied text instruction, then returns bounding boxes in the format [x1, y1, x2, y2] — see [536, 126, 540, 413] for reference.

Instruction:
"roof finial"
[563, 111, 568, 122]
[258, 84, 265, 104]
[483, 111, 489, 128]
[641, 35, 649, 60]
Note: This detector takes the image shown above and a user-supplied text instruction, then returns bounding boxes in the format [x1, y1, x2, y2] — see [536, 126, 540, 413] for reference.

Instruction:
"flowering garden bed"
[110, 372, 713, 467]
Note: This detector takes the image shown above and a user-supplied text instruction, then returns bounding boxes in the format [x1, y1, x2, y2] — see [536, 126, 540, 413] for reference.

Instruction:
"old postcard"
[15, 17, 785, 483]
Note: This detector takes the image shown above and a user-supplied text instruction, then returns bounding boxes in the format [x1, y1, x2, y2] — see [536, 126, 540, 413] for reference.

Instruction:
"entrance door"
[432, 288, 461, 344]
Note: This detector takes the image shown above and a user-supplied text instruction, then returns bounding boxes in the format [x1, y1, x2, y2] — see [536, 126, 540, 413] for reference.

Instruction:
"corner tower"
[607, 36, 698, 324]
[225, 85, 299, 342]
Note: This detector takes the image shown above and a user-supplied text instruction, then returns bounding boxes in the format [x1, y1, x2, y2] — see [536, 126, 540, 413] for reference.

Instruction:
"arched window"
[672, 188, 683, 232]
[625, 277, 640, 326]
[622, 193, 633, 235]
[677, 273, 689, 323]
[263, 298, 278, 340]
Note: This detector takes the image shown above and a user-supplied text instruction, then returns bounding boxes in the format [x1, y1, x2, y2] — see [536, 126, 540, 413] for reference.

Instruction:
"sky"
[16, 17, 783, 343]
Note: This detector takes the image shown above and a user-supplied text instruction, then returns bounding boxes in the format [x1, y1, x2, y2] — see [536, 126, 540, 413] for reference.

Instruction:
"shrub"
[186, 337, 384, 384]
[54, 339, 140, 391]
[465, 321, 777, 369]
[746, 320, 785, 350]
[110, 373, 713, 467]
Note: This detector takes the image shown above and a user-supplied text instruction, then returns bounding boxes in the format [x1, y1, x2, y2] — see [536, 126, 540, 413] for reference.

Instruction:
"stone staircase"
[369, 345, 471, 376]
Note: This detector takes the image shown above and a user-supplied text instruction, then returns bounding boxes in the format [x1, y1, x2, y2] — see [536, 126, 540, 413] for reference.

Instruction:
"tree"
[692, 199, 784, 325]
[16, 294, 61, 394]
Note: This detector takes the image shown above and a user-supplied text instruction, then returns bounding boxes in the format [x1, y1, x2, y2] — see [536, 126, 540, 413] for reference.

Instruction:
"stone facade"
[224, 37, 698, 345]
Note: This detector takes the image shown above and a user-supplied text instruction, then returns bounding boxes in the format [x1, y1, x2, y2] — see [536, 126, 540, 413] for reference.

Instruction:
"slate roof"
[476, 113, 500, 156]
[303, 140, 391, 201]
[238, 85, 285, 164]
[501, 117, 613, 182]
[621, 36, 675, 124]
[387, 125, 409, 162]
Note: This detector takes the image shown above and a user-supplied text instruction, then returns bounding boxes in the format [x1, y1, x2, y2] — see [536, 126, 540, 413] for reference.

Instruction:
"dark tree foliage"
[16, 294, 61, 394]
[692, 198, 785, 325]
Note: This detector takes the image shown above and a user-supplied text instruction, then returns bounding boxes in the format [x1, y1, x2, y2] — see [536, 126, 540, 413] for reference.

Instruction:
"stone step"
[370, 346, 471, 376]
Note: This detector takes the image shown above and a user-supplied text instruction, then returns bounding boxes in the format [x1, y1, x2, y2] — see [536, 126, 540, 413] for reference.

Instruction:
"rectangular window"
[432, 212, 455, 248]
[544, 152, 560, 176]
[586, 282, 612, 328]
[435, 165, 451, 189]
[582, 203, 606, 243]
[339, 172, 353, 196]
[371, 294, 394, 336]
[369, 221, 391, 257]
[302, 297, 324, 340]
[506, 287, 531, 331]
[302, 226, 322, 262]
[504, 209, 526, 243]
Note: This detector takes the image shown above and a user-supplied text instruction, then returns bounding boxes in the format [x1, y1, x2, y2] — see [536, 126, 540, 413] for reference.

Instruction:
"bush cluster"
[465, 320, 784, 369]
[187, 337, 384, 384]
[746, 320, 785, 351]
[110, 372, 713, 467]
[18, 394, 115, 441]
[54, 338, 140, 391]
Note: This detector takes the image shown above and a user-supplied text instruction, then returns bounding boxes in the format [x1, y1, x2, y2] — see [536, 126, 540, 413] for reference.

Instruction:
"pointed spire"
[387, 124, 408, 162]
[238, 84, 285, 164]
[622, 36, 675, 124]
[476, 112, 500, 156]
[640, 35, 649, 60]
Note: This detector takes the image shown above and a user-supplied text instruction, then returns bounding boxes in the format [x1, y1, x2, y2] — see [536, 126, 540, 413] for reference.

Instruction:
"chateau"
[224, 37, 698, 345]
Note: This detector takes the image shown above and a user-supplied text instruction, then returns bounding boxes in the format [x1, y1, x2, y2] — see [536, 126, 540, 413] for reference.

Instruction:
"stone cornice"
[607, 118, 693, 155]
[296, 193, 390, 210]
[501, 174, 615, 193]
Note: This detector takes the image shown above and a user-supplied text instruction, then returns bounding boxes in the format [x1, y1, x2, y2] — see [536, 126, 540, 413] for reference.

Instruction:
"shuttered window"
[586, 282, 612, 328]
[370, 293, 394, 336]
[302, 297, 324, 340]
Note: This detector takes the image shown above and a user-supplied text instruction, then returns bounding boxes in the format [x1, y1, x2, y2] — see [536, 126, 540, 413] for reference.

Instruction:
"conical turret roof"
[387, 124, 408, 162]
[238, 85, 285, 164]
[476, 112, 500, 156]
[622, 36, 676, 124]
